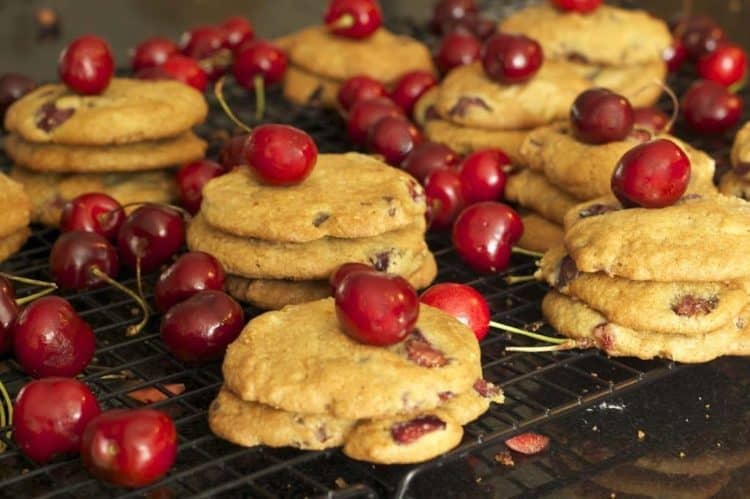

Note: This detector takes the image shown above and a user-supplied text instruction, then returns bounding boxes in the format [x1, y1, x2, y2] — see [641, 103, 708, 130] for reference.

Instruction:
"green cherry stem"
[489, 320, 569, 345]
[214, 76, 253, 133]
[0, 379, 12, 451]
[511, 247, 543, 258]
[15, 286, 57, 306]
[90, 267, 149, 336]
[0, 273, 56, 289]
[328, 14, 355, 31]
[254, 75, 266, 121]
[505, 342, 578, 352]
[505, 274, 536, 285]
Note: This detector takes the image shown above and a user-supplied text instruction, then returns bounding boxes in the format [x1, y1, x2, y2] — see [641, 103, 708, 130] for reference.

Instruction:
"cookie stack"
[209, 298, 502, 463]
[3, 78, 208, 226]
[719, 121, 750, 199]
[0, 172, 31, 263]
[187, 152, 437, 310]
[536, 194, 750, 363]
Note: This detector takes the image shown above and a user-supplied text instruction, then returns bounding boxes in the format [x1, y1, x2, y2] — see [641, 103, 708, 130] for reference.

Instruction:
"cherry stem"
[90, 267, 149, 337]
[505, 341, 578, 352]
[512, 247, 543, 258]
[631, 80, 679, 132]
[15, 286, 57, 306]
[489, 320, 568, 345]
[0, 273, 56, 289]
[328, 13, 355, 30]
[254, 75, 266, 121]
[505, 274, 535, 285]
[214, 76, 253, 133]
[0, 378, 12, 451]
[135, 257, 145, 303]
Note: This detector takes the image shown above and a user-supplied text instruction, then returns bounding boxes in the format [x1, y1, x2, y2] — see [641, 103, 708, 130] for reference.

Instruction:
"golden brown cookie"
[517, 213, 563, 254]
[282, 65, 340, 107]
[421, 119, 527, 165]
[565, 59, 668, 107]
[0, 172, 31, 238]
[719, 170, 750, 199]
[731, 121, 750, 178]
[505, 169, 578, 225]
[0, 228, 30, 264]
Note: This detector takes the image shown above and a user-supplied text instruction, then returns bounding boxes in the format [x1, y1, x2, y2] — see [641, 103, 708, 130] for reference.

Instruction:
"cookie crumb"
[679, 451, 686, 458]
[637, 430, 645, 440]
[592, 425, 599, 432]
[334, 478, 347, 489]
[494, 450, 515, 467]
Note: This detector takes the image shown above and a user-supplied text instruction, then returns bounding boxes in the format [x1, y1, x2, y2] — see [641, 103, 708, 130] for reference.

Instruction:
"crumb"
[475, 476, 483, 483]
[334, 478, 347, 489]
[494, 450, 515, 467]
[527, 321, 544, 332]
[590, 372, 598, 377]
[610, 494, 617, 498]
[717, 441, 722, 448]
[705, 403, 711, 409]
[592, 425, 599, 432]
[679, 451, 686, 458]
[705, 414, 710, 420]
[637, 430, 645, 440]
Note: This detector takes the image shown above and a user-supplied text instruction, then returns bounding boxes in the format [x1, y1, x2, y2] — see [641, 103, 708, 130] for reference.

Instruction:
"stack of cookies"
[719, 121, 750, 199]
[209, 298, 502, 463]
[187, 152, 437, 310]
[3, 78, 208, 226]
[0, 172, 31, 263]
[536, 194, 750, 363]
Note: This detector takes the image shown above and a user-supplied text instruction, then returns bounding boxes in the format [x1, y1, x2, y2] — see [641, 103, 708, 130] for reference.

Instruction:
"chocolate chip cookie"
[505, 169, 578, 225]
[566, 59, 668, 107]
[0, 228, 30, 264]
[719, 170, 750, 200]
[517, 213, 563, 254]
[421, 119, 528, 165]
[0, 172, 31, 240]
[731, 121, 750, 178]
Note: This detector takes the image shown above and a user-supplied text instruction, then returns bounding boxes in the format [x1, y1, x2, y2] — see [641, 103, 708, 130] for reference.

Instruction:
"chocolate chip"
[473, 379, 501, 398]
[391, 415, 446, 444]
[312, 212, 330, 227]
[438, 391, 455, 402]
[406, 331, 448, 368]
[566, 52, 590, 64]
[407, 180, 425, 203]
[308, 85, 324, 104]
[315, 425, 330, 443]
[424, 105, 440, 121]
[734, 162, 750, 177]
[36, 102, 74, 131]
[555, 256, 579, 289]
[448, 96, 492, 118]
[369, 251, 391, 271]
[672, 295, 719, 317]
[579, 204, 618, 219]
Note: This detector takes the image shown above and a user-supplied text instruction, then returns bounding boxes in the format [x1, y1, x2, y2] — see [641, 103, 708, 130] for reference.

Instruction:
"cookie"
[225, 251, 437, 310]
[10, 166, 177, 227]
[505, 169, 578, 225]
[566, 59, 667, 107]
[222, 299, 481, 419]
[499, 3, 671, 66]
[421, 120, 527, 165]
[731, 121, 750, 177]
[563, 195, 750, 282]
[517, 213, 563, 254]
[0, 172, 31, 238]
[5, 78, 208, 145]
[282, 65, 339, 107]
[0, 228, 30, 264]
[200, 153, 426, 242]
[432, 62, 589, 130]
[719, 170, 750, 199]
[4, 132, 207, 173]
[543, 291, 750, 363]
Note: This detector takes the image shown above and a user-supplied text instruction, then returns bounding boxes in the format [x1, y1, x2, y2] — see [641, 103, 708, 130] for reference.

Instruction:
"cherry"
[232, 40, 287, 119]
[180, 25, 230, 79]
[81, 409, 177, 488]
[243, 124, 318, 185]
[390, 71, 438, 117]
[424, 169, 466, 230]
[367, 116, 423, 165]
[58, 35, 114, 95]
[697, 43, 748, 87]
[334, 271, 419, 346]
[570, 88, 634, 144]
[324, 0, 382, 39]
[337, 75, 387, 112]
[681, 18, 725, 60]
[420, 283, 489, 340]
[451, 202, 523, 273]
[663, 38, 687, 72]
[160, 290, 243, 362]
[464, 15, 496, 41]
[50, 231, 118, 290]
[221, 16, 254, 50]
[13, 378, 101, 463]
[159, 54, 208, 92]
[0, 73, 36, 120]
[60, 193, 125, 241]
[176, 159, 225, 214]
[329, 262, 374, 293]
[0, 276, 19, 355]
[436, 31, 481, 73]
[154, 251, 226, 313]
[459, 149, 510, 203]
[550, 0, 602, 13]
[131, 37, 179, 72]
[611, 139, 691, 209]
[12, 296, 95, 377]
[117, 204, 186, 274]
[401, 141, 461, 184]
[219, 133, 249, 170]
[681, 79, 743, 134]
[633, 107, 671, 133]
[431, 0, 478, 34]
[347, 97, 404, 145]
[482, 33, 543, 84]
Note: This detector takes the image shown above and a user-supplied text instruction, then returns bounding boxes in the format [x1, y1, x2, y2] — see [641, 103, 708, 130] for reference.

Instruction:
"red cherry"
[697, 43, 748, 87]
[160, 54, 208, 92]
[131, 37, 179, 72]
[0, 73, 36, 120]
[221, 16, 254, 50]
[347, 97, 404, 145]
[50, 231, 119, 290]
[459, 149, 510, 203]
[176, 159, 225, 215]
[13, 378, 101, 463]
[337, 75, 387, 112]
[160, 290, 244, 362]
[329, 262, 374, 293]
[367, 116, 423, 166]
[663, 38, 687, 72]
[436, 31, 481, 73]
[58, 35, 114, 95]
[431, 0, 478, 34]
[117, 204, 186, 274]
[390, 71, 438, 117]
[334, 271, 419, 346]
[424, 169, 466, 230]
[232, 40, 288, 89]
[681, 79, 743, 134]
[219, 134, 249, 170]
[324, 0, 383, 39]
[451, 202, 523, 273]
[681, 18, 725, 59]
[571, 88, 634, 144]
[550, 0, 602, 13]
[0, 276, 19, 355]
[611, 139, 691, 209]
[401, 141, 461, 184]
[243, 124, 318, 185]
[154, 251, 226, 313]
[481, 33, 543, 84]
[60, 193, 125, 241]
[12, 296, 95, 378]
[180, 26, 228, 60]
[81, 409, 177, 488]
[633, 107, 671, 133]
[420, 283, 489, 340]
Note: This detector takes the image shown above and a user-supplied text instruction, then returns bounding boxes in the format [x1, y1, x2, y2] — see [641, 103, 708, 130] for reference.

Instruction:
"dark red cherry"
[58, 35, 114, 95]
[219, 134, 249, 170]
[0, 276, 19, 355]
[50, 231, 119, 290]
[420, 283, 490, 340]
[243, 124, 318, 185]
[681, 79, 743, 134]
[436, 31, 481, 73]
[697, 43, 748, 87]
[611, 139, 691, 209]
[431, 0, 478, 34]
[347, 97, 404, 145]
[180, 26, 228, 60]
[329, 262, 374, 293]
[232, 40, 287, 89]
[160, 54, 208, 92]
[324, 0, 383, 39]
[154, 251, 226, 313]
[131, 37, 179, 72]
[681, 18, 725, 59]
[633, 107, 670, 133]
[160, 290, 243, 362]
[401, 141, 461, 184]
[60, 193, 125, 241]
[424, 169, 466, 230]
[367, 116, 423, 166]
[452, 202, 523, 273]
[334, 271, 419, 346]
[663, 38, 687, 72]
[81, 409, 177, 488]
[117, 204, 186, 274]
[176, 159, 225, 215]
[221, 16, 254, 50]
[390, 71, 438, 117]
[12, 296, 95, 378]
[13, 378, 101, 463]
[550, 0, 602, 13]
[0, 73, 36, 120]
[337, 75, 387, 112]
[459, 149, 510, 203]
[571, 88, 634, 144]
[481, 33, 543, 84]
